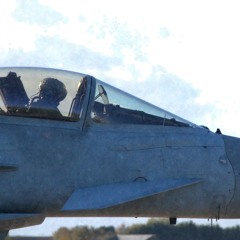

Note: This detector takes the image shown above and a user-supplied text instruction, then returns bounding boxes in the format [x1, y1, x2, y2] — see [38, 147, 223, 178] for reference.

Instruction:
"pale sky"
[1, 0, 240, 236]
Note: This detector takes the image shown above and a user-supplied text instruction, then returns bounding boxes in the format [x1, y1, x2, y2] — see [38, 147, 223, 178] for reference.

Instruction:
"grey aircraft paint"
[0, 67, 239, 238]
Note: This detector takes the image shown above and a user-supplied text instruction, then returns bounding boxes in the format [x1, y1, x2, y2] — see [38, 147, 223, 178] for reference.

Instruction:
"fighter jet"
[0, 67, 239, 239]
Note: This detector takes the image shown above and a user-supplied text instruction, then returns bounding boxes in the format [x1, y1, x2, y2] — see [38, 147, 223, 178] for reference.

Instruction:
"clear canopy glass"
[92, 79, 199, 128]
[0, 67, 86, 121]
[0, 67, 199, 128]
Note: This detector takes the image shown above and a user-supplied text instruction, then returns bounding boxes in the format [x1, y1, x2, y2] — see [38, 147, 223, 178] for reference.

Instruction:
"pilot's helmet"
[39, 78, 67, 102]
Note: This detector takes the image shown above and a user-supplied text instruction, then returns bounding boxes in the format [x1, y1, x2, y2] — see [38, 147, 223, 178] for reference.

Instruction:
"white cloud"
[0, 1, 43, 51]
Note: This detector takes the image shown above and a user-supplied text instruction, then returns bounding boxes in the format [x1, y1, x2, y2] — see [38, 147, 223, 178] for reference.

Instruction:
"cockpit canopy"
[0, 67, 87, 121]
[92, 79, 198, 127]
[0, 67, 198, 128]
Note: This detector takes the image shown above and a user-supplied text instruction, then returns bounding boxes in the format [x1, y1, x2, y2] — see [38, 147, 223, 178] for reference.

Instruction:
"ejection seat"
[68, 76, 87, 120]
[0, 72, 29, 113]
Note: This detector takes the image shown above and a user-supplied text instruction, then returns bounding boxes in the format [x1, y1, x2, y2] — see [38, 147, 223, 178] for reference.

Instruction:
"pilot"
[29, 78, 67, 118]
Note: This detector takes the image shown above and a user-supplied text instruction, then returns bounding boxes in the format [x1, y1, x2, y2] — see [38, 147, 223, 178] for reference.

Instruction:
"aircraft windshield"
[92, 80, 198, 128]
[0, 67, 87, 121]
